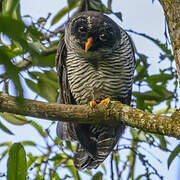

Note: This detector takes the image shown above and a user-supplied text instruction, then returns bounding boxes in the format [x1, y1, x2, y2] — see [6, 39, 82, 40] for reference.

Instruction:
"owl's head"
[65, 11, 121, 54]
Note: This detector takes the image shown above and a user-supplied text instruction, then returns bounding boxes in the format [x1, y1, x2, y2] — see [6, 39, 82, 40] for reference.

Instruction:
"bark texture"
[0, 93, 179, 139]
[160, 0, 180, 81]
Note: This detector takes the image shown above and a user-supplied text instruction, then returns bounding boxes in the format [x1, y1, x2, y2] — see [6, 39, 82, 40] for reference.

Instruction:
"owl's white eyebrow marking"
[87, 16, 92, 29]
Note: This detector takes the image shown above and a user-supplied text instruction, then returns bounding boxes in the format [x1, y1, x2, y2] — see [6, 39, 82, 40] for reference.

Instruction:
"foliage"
[0, 0, 179, 180]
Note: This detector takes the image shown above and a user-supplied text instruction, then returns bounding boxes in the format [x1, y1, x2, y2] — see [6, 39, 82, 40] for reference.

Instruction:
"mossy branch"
[0, 92, 179, 139]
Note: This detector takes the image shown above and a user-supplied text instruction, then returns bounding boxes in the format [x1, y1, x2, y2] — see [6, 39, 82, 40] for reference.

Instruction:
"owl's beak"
[85, 37, 93, 52]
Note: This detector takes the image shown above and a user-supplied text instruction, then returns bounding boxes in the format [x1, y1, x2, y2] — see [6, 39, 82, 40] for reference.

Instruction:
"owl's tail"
[57, 122, 124, 170]
[74, 144, 100, 170]
[57, 122, 102, 169]
[74, 133, 120, 170]
[56, 122, 78, 141]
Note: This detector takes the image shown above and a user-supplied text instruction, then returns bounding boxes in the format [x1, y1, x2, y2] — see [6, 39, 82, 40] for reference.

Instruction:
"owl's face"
[66, 11, 121, 53]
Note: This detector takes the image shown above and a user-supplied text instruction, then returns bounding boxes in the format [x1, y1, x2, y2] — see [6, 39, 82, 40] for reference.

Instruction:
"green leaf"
[37, 77, 58, 102]
[151, 85, 174, 100]
[25, 79, 39, 94]
[155, 135, 168, 151]
[89, 0, 111, 13]
[65, 141, 76, 151]
[0, 149, 9, 161]
[2, 0, 20, 18]
[12, 2, 21, 20]
[134, 53, 149, 82]
[0, 15, 24, 40]
[0, 15, 41, 56]
[39, 52, 56, 68]
[168, 143, 180, 169]
[108, 0, 113, 10]
[0, 15, 43, 97]
[51, 172, 62, 180]
[101, 163, 107, 174]
[27, 153, 39, 169]
[65, 162, 79, 180]
[54, 137, 63, 145]
[27, 71, 59, 102]
[133, 88, 173, 104]
[84, 170, 93, 176]
[21, 141, 37, 146]
[51, 2, 80, 25]
[92, 172, 103, 180]
[114, 12, 122, 21]
[67, 0, 79, 8]
[0, 142, 12, 147]
[44, 70, 58, 82]
[7, 143, 27, 180]
[52, 154, 67, 167]
[27, 153, 38, 169]
[146, 74, 174, 84]
[138, 131, 149, 142]
[0, 119, 14, 135]
[30, 121, 45, 137]
[0, 47, 24, 98]
[0, 112, 29, 125]
[133, 91, 160, 101]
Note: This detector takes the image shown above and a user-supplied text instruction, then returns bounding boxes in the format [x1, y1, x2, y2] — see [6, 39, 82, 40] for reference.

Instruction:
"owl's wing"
[56, 35, 77, 141]
[56, 35, 76, 105]
[118, 30, 136, 106]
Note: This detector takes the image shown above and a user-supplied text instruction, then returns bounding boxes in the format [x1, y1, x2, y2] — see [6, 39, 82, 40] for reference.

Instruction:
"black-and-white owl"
[56, 10, 135, 170]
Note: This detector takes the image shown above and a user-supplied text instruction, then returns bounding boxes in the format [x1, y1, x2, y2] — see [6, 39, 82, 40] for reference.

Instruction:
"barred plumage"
[56, 10, 135, 170]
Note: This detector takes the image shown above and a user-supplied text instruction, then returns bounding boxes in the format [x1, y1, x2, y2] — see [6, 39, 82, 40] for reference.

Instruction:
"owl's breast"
[66, 54, 126, 104]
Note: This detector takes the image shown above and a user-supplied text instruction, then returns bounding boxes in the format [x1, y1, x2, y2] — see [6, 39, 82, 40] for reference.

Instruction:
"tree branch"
[40, 46, 57, 56]
[0, 92, 179, 139]
[160, 0, 180, 81]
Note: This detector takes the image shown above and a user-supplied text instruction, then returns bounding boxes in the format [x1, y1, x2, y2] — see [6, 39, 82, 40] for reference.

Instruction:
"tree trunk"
[160, 0, 180, 82]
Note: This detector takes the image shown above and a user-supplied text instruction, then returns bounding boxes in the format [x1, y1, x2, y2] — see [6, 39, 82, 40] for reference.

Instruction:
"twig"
[40, 47, 57, 56]
[126, 140, 138, 180]
[114, 147, 121, 180]
[110, 154, 114, 180]
[42, 145, 51, 178]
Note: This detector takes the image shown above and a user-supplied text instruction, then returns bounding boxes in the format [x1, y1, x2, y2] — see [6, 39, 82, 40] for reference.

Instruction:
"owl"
[56, 10, 135, 170]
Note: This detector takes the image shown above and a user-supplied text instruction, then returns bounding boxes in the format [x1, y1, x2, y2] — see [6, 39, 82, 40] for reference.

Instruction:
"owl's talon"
[99, 98, 110, 105]
[90, 100, 97, 107]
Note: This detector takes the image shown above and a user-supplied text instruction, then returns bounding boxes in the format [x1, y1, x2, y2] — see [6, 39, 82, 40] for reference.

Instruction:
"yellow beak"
[85, 37, 93, 52]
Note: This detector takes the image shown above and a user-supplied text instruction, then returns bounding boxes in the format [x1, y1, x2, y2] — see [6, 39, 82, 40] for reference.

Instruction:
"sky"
[0, 0, 180, 179]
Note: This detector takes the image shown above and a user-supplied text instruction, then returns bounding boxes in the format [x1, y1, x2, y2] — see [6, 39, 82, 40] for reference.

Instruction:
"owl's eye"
[99, 28, 113, 42]
[99, 32, 109, 42]
[78, 26, 87, 34]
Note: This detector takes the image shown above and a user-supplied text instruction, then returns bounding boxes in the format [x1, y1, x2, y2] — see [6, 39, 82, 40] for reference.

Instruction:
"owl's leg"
[90, 100, 97, 107]
[99, 97, 110, 105]
[89, 98, 110, 107]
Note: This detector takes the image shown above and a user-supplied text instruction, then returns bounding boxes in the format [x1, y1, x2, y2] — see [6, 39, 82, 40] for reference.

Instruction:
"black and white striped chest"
[66, 52, 131, 104]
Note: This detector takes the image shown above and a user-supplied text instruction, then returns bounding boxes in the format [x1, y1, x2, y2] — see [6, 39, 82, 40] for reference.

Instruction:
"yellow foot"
[99, 98, 110, 105]
[90, 100, 97, 107]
